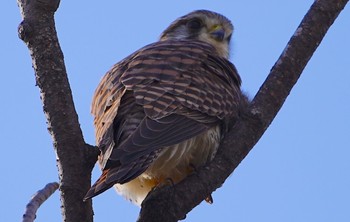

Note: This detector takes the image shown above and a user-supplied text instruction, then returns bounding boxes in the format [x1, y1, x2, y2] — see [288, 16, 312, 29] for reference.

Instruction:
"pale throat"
[198, 34, 230, 58]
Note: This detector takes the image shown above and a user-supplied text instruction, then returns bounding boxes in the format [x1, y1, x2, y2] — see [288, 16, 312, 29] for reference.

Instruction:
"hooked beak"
[210, 25, 225, 41]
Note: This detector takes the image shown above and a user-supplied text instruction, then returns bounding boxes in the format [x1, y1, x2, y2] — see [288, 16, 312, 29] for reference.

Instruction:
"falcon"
[84, 10, 245, 206]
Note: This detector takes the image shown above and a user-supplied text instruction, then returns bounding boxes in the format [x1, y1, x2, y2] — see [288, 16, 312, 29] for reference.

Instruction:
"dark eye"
[187, 18, 203, 31]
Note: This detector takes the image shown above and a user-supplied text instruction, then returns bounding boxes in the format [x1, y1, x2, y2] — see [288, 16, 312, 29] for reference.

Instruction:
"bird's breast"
[114, 125, 221, 205]
[143, 125, 221, 182]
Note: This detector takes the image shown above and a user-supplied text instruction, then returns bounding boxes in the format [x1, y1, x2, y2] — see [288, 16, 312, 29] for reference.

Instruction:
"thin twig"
[22, 182, 59, 222]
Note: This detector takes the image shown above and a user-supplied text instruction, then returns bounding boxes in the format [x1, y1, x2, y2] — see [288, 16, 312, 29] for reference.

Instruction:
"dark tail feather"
[83, 169, 115, 201]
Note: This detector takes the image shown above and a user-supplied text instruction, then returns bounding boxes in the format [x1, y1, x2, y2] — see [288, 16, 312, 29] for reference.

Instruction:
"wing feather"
[87, 39, 242, 199]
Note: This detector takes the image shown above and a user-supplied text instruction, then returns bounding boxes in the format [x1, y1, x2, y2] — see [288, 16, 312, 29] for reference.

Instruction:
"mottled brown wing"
[85, 40, 242, 199]
[121, 40, 241, 121]
[91, 58, 128, 151]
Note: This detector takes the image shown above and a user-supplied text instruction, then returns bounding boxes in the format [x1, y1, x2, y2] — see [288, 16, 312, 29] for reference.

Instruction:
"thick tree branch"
[17, 0, 348, 221]
[17, 0, 99, 221]
[138, 0, 349, 221]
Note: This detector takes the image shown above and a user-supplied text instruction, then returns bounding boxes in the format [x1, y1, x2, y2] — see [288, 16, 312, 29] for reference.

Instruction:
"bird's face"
[160, 10, 233, 58]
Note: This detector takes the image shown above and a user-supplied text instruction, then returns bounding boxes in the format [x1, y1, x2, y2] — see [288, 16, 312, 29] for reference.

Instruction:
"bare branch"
[17, 0, 99, 221]
[17, 0, 348, 221]
[138, 0, 349, 221]
[22, 182, 59, 222]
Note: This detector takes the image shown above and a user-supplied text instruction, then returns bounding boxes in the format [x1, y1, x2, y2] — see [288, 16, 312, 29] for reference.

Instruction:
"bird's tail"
[83, 169, 115, 201]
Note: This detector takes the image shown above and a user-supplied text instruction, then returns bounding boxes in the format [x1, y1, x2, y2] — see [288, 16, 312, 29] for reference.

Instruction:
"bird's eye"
[187, 18, 203, 31]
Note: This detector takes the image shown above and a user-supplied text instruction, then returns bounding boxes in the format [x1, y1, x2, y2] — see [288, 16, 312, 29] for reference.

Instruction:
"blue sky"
[2, 1, 350, 221]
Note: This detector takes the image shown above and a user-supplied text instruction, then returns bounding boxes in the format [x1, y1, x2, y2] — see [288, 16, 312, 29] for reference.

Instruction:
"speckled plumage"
[84, 10, 244, 206]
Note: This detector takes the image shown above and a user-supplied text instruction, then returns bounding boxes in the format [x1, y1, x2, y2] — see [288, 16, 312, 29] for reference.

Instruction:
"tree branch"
[22, 182, 59, 222]
[138, 0, 349, 221]
[17, 0, 99, 221]
[17, 0, 348, 221]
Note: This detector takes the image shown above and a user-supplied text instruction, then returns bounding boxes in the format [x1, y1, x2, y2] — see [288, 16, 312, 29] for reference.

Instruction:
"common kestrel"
[84, 10, 246, 206]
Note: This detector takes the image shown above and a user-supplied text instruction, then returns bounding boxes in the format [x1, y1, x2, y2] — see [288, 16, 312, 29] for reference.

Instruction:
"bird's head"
[160, 10, 233, 58]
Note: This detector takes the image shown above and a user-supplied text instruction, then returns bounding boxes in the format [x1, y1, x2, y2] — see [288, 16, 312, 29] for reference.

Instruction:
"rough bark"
[17, 0, 99, 221]
[17, 0, 348, 221]
[138, 0, 349, 221]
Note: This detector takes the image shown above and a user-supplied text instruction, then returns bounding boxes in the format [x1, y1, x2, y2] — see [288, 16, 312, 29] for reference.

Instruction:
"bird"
[84, 9, 246, 206]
